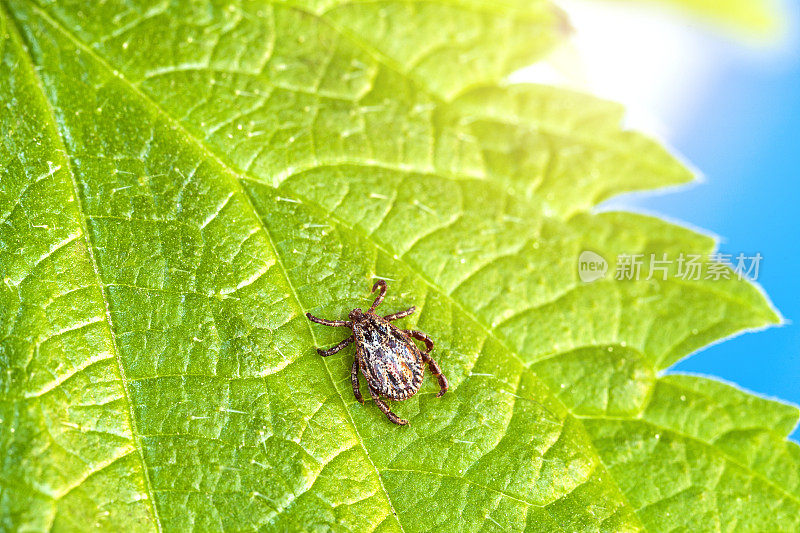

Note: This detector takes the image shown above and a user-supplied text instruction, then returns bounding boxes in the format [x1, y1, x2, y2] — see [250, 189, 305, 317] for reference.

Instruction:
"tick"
[306, 280, 448, 425]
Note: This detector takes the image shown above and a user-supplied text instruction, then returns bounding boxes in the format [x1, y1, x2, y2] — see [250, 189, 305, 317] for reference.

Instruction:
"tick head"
[348, 308, 364, 321]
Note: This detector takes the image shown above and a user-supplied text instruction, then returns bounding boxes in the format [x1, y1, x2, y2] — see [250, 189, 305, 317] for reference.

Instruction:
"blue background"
[625, 3, 800, 438]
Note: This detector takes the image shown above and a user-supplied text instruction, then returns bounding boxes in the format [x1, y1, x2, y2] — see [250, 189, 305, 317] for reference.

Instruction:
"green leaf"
[622, 0, 781, 33]
[0, 1, 796, 532]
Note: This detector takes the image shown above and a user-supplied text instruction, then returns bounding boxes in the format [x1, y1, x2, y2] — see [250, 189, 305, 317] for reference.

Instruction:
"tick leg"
[383, 306, 415, 322]
[405, 330, 448, 397]
[318, 335, 354, 357]
[368, 280, 387, 312]
[369, 387, 408, 425]
[423, 354, 448, 398]
[306, 312, 351, 328]
[351, 359, 364, 403]
[403, 329, 434, 353]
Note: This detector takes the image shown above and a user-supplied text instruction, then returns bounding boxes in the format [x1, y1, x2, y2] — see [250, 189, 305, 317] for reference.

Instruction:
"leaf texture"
[0, 1, 796, 531]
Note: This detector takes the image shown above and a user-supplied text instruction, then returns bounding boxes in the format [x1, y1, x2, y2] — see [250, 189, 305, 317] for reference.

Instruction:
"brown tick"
[306, 280, 448, 425]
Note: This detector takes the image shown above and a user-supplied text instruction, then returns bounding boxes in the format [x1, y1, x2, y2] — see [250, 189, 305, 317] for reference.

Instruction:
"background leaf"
[0, 0, 796, 531]
[620, 0, 781, 33]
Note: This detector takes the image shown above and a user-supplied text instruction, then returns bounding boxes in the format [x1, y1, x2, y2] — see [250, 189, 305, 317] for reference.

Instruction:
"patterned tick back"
[353, 314, 424, 401]
[306, 280, 448, 425]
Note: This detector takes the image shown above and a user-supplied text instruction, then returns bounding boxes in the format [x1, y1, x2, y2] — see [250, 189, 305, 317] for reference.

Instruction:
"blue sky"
[520, 0, 800, 438]
[621, 2, 800, 438]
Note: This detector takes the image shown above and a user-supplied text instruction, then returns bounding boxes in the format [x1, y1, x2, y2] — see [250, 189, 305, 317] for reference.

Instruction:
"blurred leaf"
[1, 1, 797, 532]
[622, 0, 780, 33]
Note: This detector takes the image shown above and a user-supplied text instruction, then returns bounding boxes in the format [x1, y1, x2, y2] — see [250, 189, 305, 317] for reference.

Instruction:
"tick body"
[306, 280, 448, 425]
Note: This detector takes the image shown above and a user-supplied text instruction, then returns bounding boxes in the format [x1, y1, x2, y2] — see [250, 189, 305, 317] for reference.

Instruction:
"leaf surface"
[628, 0, 780, 33]
[0, 1, 797, 532]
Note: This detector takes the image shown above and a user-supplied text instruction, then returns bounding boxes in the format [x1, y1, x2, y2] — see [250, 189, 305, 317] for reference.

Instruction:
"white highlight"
[513, 0, 722, 139]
